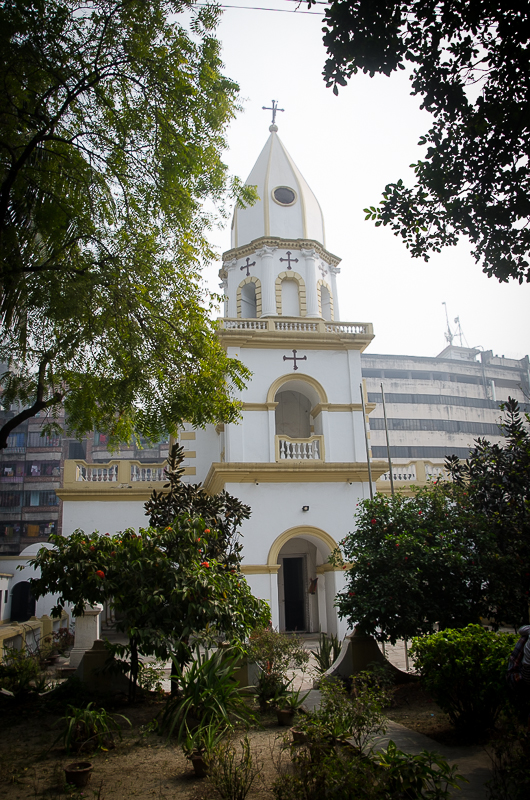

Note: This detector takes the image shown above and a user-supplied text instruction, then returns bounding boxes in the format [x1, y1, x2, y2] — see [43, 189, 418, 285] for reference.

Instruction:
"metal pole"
[381, 383, 395, 496]
[360, 383, 374, 500]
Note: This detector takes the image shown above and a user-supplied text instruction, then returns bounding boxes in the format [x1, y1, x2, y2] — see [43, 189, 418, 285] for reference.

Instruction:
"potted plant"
[276, 686, 310, 726]
[52, 627, 75, 657]
[182, 721, 228, 778]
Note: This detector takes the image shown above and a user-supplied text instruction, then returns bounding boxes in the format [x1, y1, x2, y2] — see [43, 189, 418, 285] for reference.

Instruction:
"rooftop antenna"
[442, 302, 453, 345]
[262, 100, 284, 127]
[453, 316, 470, 348]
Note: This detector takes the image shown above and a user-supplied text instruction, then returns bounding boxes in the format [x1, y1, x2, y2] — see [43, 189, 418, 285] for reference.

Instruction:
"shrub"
[409, 625, 517, 733]
[376, 740, 465, 799]
[0, 646, 41, 696]
[300, 676, 387, 752]
[207, 736, 262, 800]
[314, 631, 341, 676]
[162, 646, 254, 740]
[57, 702, 131, 753]
[246, 627, 309, 710]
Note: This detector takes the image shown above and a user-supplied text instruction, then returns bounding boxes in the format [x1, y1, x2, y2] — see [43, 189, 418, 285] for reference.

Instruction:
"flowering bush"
[332, 483, 490, 643]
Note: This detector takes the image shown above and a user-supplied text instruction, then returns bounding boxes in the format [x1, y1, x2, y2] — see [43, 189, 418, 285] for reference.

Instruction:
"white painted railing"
[425, 464, 447, 480]
[219, 318, 373, 336]
[76, 463, 118, 482]
[379, 466, 417, 482]
[222, 319, 269, 330]
[275, 321, 319, 332]
[130, 465, 166, 482]
[276, 435, 324, 461]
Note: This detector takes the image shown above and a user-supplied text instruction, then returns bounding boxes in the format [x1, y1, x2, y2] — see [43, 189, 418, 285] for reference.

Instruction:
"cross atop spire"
[262, 99, 284, 127]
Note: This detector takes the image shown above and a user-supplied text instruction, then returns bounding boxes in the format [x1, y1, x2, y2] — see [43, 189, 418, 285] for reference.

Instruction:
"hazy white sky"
[202, 1, 530, 360]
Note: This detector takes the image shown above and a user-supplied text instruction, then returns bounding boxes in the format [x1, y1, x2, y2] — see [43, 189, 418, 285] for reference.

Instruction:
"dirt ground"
[0, 684, 459, 800]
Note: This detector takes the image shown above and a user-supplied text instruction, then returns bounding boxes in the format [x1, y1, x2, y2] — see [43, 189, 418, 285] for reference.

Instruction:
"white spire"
[231, 129, 326, 249]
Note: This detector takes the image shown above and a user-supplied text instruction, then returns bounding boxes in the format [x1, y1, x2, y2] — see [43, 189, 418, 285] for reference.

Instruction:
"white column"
[268, 407, 276, 461]
[218, 278, 228, 317]
[70, 603, 103, 668]
[320, 409, 331, 461]
[269, 570, 279, 629]
[329, 265, 341, 320]
[257, 246, 277, 316]
[302, 249, 320, 318]
[224, 259, 238, 317]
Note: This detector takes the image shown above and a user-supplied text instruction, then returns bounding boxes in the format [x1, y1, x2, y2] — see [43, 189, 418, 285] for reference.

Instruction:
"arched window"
[240, 282, 257, 318]
[281, 279, 300, 317]
[320, 284, 331, 320]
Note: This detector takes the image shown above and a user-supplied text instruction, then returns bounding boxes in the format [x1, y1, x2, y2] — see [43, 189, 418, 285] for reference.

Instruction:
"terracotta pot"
[290, 727, 308, 744]
[64, 762, 93, 788]
[276, 709, 295, 726]
[191, 754, 208, 778]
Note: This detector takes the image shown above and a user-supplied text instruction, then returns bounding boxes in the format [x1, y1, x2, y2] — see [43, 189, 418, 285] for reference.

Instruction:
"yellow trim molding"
[180, 431, 196, 440]
[203, 461, 389, 495]
[242, 402, 279, 411]
[241, 564, 281, 575]
[266, 373, 328, 404]
[268, 526, 339, 566]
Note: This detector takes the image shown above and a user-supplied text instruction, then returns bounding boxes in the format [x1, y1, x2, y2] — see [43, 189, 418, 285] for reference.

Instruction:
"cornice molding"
[219, 236, 341, 279]
[217, 328, 374, 353]
[203, 461, 389, 495]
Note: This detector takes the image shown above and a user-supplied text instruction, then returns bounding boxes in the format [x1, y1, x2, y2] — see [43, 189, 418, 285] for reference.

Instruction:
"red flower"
[371, 519, 377, 524]
[104, 533, 110, 536]
[418, 511, 423, 515]
[404, 557, 408, 560]
[96, 570, 105, 578]
[90, 545, 95, 551]
[111, 551, 116, 557]
[204, 528, 210, 533]
[396, 543, 399, 547]
[349, 592, 355, 597]
[201, 561, 209, 568]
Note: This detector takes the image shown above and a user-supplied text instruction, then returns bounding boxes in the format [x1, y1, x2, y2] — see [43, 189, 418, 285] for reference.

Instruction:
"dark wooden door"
[283, 557, 306, 631]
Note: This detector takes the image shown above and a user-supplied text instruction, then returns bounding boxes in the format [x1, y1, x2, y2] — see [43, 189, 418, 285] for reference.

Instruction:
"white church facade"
[1, 123, 387, 635]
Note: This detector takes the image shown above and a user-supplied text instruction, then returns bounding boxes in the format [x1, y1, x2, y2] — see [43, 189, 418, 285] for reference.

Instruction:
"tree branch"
[0, 352, 63, 449]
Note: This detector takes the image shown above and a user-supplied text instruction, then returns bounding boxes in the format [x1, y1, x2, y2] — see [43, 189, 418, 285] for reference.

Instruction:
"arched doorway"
[268, 527, 340, 634]
[11, 581, 36, 622]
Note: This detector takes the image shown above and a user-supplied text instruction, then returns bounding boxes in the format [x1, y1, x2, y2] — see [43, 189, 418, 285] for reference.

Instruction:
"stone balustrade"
[275, 435, 324, 461]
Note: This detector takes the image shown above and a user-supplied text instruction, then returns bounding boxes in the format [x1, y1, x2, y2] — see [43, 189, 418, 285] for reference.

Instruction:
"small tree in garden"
[29, 520, 269, 699]
[144, 443, 251, 571]
[446, 397, 530, 627]
[29, 452, 270, 698]
[332, 482, 490, 643]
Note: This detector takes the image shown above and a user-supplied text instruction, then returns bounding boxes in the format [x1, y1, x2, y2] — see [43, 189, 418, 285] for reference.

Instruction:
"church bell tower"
[186, 115, 384, 635]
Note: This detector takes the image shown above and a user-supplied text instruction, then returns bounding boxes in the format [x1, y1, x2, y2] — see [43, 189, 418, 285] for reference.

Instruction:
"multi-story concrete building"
[366, 346, 530, 493]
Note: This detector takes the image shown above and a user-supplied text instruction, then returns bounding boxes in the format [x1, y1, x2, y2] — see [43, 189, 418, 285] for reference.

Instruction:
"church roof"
[231, 125, 326, 249]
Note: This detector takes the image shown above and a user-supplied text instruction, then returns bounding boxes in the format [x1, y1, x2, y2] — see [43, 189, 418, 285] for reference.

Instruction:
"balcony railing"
[131, 465, 166, 482]
[220, 318, 373, 336]
[276, 435, 324, 461]
[376, 461, 448, 489]
[76, 463, 119, 482]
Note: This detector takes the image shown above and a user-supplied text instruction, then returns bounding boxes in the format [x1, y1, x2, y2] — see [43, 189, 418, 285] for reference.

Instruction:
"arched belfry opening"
[281, 278, 300, 317]
[273, 378, 323, 461]
[275, 390, 311, 439]
[240, 282, 257, 318]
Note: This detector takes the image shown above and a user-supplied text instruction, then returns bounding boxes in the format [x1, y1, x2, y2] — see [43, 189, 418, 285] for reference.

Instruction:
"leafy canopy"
[0, 0, 255, 448]
[446, 397, 530, 627]
[334, 398, 530, 642]
[332, 483, 489, 643]
[28, 449, 270, 697]
[314, 1, 530, 282]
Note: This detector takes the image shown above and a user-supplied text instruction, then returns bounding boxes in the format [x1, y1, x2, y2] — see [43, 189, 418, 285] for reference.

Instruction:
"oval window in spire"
[272, 186, 297, 206]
